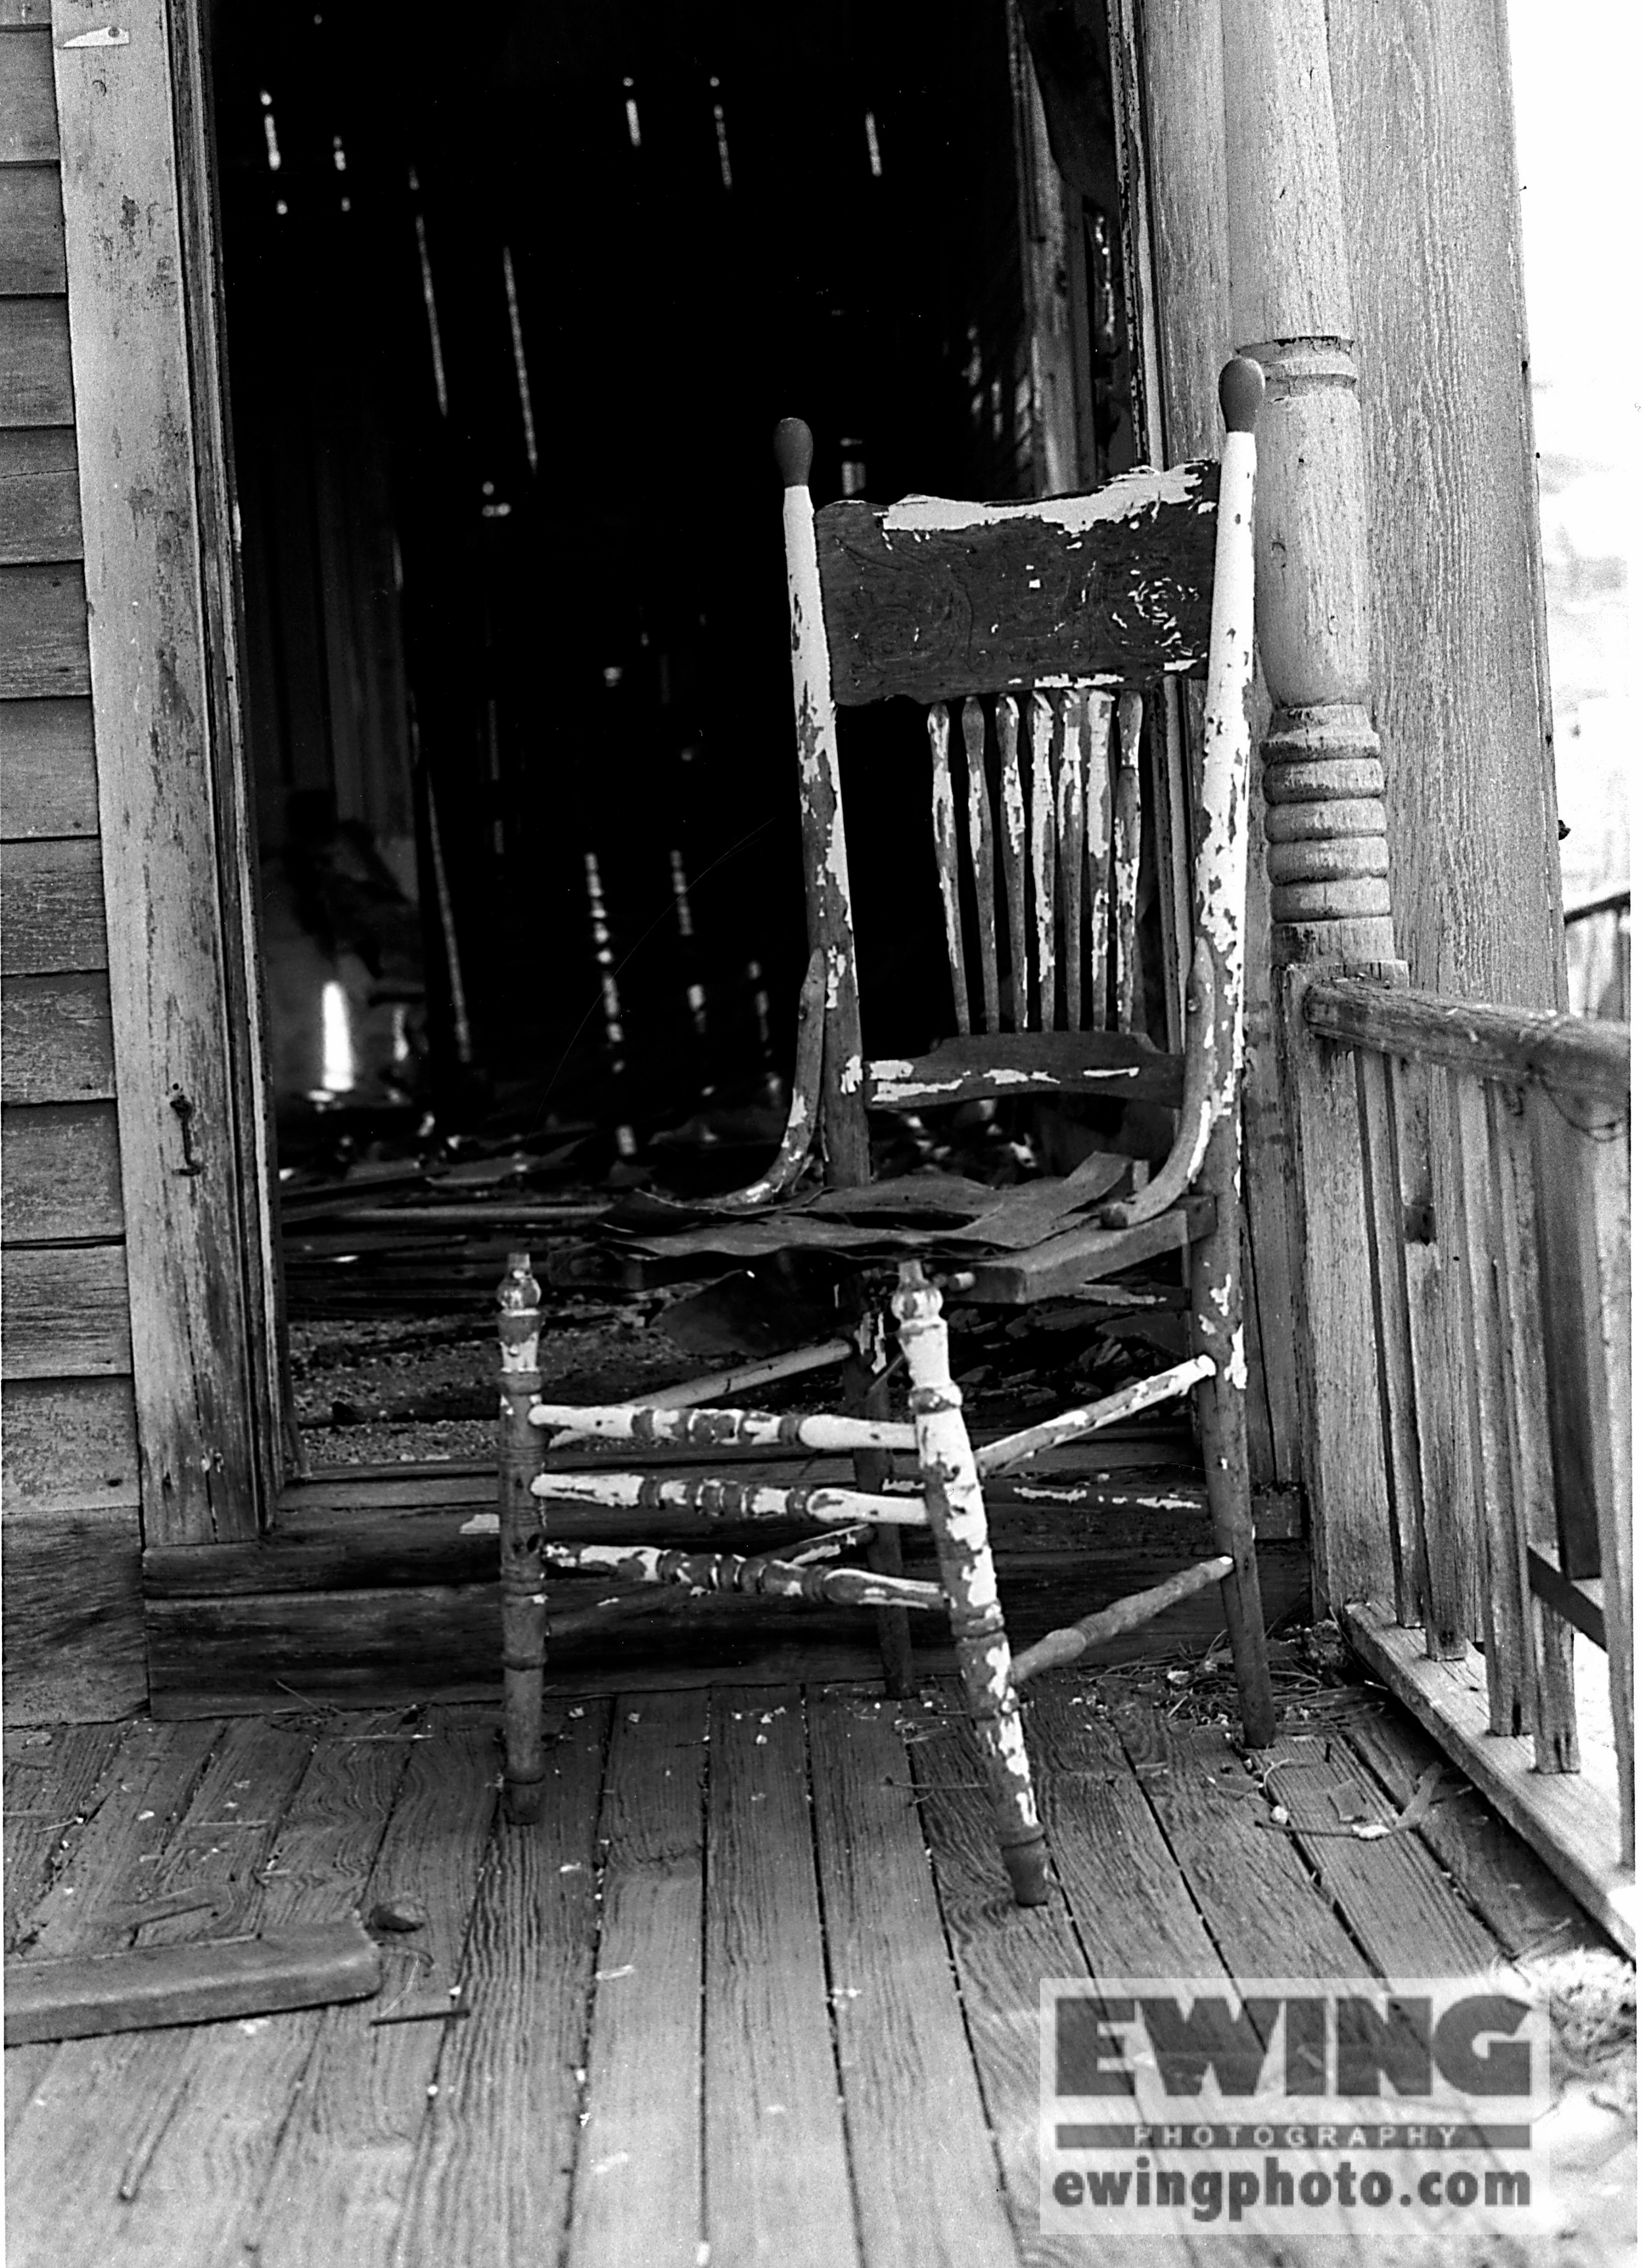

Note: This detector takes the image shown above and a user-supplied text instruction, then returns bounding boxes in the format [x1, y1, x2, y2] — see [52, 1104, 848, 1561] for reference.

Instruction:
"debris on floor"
[3, 1916, 381, 2045]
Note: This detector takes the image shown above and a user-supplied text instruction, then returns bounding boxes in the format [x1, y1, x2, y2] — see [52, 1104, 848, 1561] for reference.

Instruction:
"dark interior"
[209, 0, 1136, 1169]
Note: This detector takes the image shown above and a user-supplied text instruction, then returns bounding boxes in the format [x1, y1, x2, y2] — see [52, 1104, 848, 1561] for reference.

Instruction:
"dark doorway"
[211, 0, 1135, 1173]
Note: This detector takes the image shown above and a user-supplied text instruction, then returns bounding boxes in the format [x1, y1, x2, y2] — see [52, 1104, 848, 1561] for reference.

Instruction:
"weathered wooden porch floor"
[5, 1674, 1633, 2267]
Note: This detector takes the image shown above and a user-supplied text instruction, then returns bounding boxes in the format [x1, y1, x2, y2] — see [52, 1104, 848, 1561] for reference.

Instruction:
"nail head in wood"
[774, 417, 814, 488]
[1219, 356, 1265, 434]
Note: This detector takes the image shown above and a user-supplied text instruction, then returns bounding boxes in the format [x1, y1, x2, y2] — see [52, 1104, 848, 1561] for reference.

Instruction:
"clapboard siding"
[0, 834, 106, 972]
[1, 1099, 123, 1241]
[0, 294, 73, 422]
[1, 969, 115, 1099]
[0, 12, 142, 1730]
[0, 559, 90, 693]
[0, 424, 80, 560]
[2, 1372, 139, 1508]
[1, 1503, 147, 1721]
[1, 1239, 131, 1377]
[0, 160, 65, 292]
[0, 24, 57, 162]
[0, 695, 96, 832]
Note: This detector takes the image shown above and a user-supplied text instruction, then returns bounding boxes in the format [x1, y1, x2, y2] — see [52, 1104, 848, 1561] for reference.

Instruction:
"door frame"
[52, 0, 284, 1545]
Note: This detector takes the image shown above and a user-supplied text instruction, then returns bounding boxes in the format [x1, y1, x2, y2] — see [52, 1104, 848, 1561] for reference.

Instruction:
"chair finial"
[1219, 356, 1264, 434]
[774, 417, 814, 488]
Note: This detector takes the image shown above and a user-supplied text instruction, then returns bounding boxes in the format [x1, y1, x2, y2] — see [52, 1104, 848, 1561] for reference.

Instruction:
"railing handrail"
[1303, 976, 1630, 1106]
[1565, 888, 1631, 928]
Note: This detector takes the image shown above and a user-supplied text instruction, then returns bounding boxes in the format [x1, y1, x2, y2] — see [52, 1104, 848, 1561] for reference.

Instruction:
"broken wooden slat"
[960, 696, 998, 1032]
[975, 1355, 1213, 1475]
[1053, 689, 1084, 1027]
[616, 1333, 853, 1410]
[1448, 1069, 1536, 1736]
[3, 1918, 380, 2045]
[956, 1195, 1206, 1304]
[1012, 1554, 1232, 1682]
[1487, 1078, 1580, 1772]
[996, 695, 1029, 1030]
[1113, 689, 1144, 1028]
[1029, 689, 1056, 1028]
[1083, 687, 1113, 1027]
[926, 702, 970, 1032]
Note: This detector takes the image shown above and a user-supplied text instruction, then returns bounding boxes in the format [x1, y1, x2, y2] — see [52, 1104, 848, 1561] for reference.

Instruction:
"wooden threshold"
[1342, 1599, 1636, 1955]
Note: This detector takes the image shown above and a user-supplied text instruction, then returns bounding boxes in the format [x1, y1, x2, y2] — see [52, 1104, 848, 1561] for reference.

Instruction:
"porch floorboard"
[4, 1677, 1631, 2267]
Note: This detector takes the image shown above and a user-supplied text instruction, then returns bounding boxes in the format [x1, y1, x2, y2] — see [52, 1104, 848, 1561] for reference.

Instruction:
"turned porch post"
[1222, 0, 1404, 1611]
[1222, 0, 1399, 977]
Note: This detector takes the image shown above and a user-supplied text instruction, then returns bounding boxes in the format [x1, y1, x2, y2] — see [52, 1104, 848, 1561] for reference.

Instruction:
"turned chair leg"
[499, 1255, 548, 1822]
[894, 1264, 1050, 1907]
[845, 1307, 916, 1699]
[1190, 1135, 1277, 1748]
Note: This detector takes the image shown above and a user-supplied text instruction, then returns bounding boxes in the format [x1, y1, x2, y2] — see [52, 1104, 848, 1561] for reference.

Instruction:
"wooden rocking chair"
[496, 359, 1276, 1904]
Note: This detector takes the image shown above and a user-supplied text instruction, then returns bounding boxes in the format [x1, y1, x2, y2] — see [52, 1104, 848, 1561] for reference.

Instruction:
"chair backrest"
[776, 358, 1262, 1194]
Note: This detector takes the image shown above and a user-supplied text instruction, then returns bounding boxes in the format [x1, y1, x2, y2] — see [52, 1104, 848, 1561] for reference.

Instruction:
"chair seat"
[605, 1174, 1213, 1301]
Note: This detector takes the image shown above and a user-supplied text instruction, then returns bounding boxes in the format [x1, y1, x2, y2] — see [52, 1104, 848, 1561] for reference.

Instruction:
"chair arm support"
[1092, 935, 1224, 1226]
[638, 947, 827, 1217]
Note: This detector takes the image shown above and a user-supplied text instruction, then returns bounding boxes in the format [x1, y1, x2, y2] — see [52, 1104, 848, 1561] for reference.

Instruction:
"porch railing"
[1300, 976, 1632, 1948]
[1564, 887, 1631, 1022]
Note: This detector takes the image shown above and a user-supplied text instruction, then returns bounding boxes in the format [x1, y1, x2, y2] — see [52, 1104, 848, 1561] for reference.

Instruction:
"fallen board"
[3, 1916, 381, 2043]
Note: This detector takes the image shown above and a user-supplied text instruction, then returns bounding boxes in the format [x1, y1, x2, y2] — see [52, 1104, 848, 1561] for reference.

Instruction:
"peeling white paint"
[866, 1061, 1143, 1108]
[883, 463, 1201, 533]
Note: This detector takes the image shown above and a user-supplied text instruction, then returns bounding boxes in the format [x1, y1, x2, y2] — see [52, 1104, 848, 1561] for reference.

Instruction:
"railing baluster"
[1389, 1056, 1473, 1658]
[1448, 1070, 1536, 1736]
[1561, 1097, 1634, 1860]
[1054, 691, 1084, 1027]
[998, 697, 1030, 1033]
[962, 697, 1000, 1034]
[1487, 1078, 1580, 1772]
[1029, 691, 1056, 1031]
[1355, 1050, 1434, 1632]
[1113, 690, 1144, 1030]
[927, 702, 971, 1033]
[1424, 1059, 1487, 1643]
[1084, 689, 1114, 1029]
